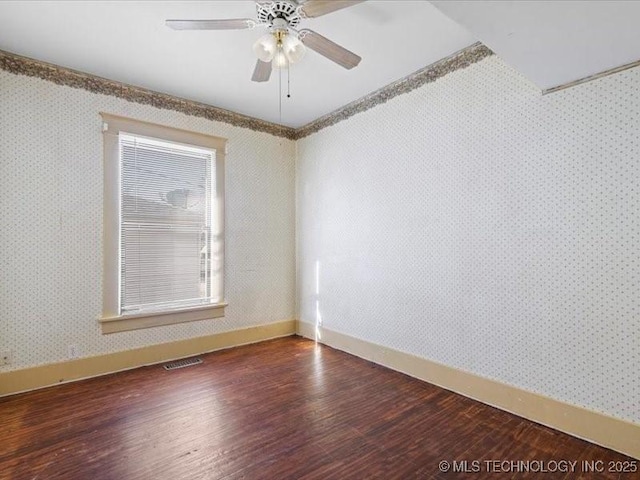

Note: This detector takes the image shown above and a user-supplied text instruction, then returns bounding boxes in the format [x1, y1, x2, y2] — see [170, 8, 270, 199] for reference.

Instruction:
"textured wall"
[0, 70, 295, 372]
[297, 55, 640, 423]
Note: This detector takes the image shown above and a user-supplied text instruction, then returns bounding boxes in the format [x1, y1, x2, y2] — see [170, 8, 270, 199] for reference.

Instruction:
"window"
[100, 114, 226, 333]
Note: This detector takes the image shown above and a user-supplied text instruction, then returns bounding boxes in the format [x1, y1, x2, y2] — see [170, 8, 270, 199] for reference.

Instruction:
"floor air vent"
[163, 357, 203, 371]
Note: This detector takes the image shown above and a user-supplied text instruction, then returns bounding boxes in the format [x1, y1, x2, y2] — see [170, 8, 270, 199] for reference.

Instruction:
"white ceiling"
[4, 2, 638, 127]
[0, 1, 476, 128]
[432, 1, 640, 91]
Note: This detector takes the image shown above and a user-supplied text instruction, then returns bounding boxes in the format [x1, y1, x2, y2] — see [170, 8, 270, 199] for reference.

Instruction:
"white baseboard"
[0, 320, 296, 397]
[297, 321, 640, 460]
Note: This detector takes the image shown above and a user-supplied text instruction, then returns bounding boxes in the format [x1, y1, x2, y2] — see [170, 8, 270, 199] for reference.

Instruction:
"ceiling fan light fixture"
[255, 31, 306, 69]
[168, 0, 363, 84]
[252, 33, 277, 62]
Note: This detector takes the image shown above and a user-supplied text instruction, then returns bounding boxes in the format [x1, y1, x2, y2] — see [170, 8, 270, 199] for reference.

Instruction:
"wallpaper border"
[0, 43, 492, 140]
[0, 48, 297, 140]
[297, 322, 640, 460]
[293, 42, 493, 139]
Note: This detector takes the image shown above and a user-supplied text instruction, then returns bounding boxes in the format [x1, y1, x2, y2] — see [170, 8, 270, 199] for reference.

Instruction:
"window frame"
[100, 113, 227, 334]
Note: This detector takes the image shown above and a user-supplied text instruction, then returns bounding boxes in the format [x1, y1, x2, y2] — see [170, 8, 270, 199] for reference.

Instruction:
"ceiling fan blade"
[165, 19, 255, 30]
[298, 29, 361, 69]
[299, 0, 365, 18]
[252, 59, 272, 82]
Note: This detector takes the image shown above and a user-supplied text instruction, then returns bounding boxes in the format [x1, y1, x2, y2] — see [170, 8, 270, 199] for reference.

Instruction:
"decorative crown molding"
[542, 57, 640, 95]
[0, 43, 493, 141]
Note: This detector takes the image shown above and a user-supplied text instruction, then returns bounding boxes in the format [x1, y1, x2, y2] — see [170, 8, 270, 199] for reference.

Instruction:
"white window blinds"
[119, 134, 216, 314]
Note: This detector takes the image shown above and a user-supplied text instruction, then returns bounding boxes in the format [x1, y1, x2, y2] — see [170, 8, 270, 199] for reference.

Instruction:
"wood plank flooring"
[0, 336, 636, 479]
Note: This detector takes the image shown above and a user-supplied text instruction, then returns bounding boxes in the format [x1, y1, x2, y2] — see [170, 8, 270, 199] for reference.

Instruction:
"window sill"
[99, 302, 228, 334]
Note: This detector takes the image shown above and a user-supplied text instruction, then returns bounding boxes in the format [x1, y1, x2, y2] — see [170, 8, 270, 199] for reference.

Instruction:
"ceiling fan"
[166, 0, 364, 83]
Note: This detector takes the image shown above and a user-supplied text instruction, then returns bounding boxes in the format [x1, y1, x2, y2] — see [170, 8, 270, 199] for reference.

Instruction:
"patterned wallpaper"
[0, 70, 295, 372]
[297, 55, 640, 423]
[2, 46, 640, 427]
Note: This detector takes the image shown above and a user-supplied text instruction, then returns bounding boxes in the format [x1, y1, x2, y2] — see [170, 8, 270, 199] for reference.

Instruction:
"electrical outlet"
[0, 350, 12, 366]
[67, 345, 79, 359]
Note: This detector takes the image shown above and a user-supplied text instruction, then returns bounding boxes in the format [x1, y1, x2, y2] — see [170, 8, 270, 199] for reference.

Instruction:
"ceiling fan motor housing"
[256, 1, 302, 28]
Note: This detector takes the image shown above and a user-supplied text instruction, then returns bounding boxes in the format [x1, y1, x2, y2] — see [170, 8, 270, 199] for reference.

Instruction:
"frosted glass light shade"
[253, 34, 277, 62]
[283, 34, 306, 64]
[273, 49, 288, 69]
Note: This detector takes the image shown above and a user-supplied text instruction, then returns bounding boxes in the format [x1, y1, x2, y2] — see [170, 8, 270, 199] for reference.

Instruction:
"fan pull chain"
[278, 47, 283, 126]
[287, 60, 291, 98]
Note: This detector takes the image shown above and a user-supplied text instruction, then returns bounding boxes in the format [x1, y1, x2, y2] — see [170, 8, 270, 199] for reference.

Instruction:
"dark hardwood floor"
[0, 336, 636, 479]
